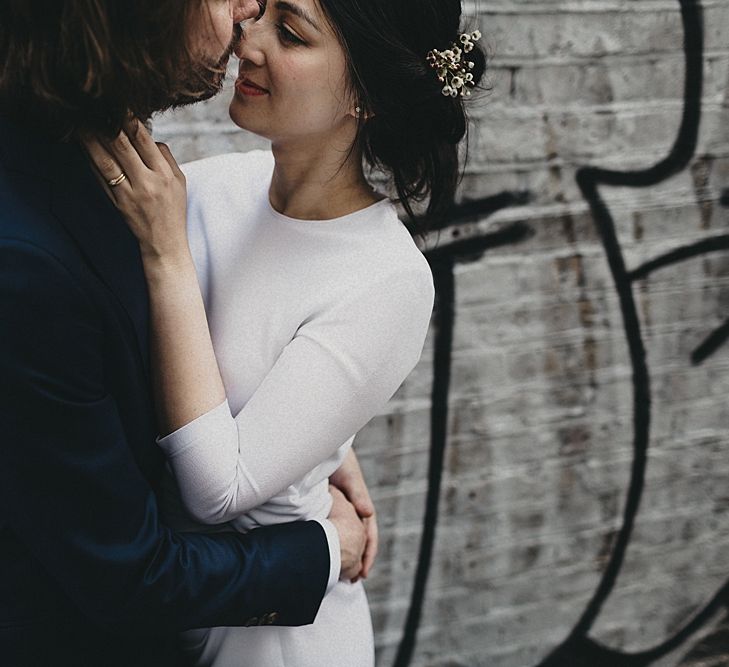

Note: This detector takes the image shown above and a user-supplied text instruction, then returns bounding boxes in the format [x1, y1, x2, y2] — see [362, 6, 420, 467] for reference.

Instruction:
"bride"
[85, 0, 485, 664]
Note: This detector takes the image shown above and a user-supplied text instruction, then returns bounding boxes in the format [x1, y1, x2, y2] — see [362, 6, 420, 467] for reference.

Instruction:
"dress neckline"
[265, 193, 392, 226]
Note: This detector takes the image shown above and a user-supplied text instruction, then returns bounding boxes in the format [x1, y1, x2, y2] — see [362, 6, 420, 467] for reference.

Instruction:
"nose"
[234, 12, 267, 64]
[232, 0, 263, 23]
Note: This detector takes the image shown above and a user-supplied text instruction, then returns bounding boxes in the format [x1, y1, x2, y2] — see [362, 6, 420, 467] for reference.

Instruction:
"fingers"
[330, 450, 375, 518]
[122, 118, 170, 174]
[360, 514, 379, 578]
[335, 473, 373, 518]
[327, 485, 353, 520]
[104, 127, 154, 185]
[84, 118, 169, 192]
[328, 484, 368, 581]
[328, 484, 346, 504]
[351, 491, 374, 519]
[81, 135, 128, 204]
[352, 513, 378, 582]
[342, 464, 374, 517]
[156, 142, 185, 181]
[82, 128, 147, 191]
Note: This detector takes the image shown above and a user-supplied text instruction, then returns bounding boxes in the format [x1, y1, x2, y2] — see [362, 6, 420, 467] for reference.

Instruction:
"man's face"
[175, 0, 264, 105]
[190, 0, 262, 64]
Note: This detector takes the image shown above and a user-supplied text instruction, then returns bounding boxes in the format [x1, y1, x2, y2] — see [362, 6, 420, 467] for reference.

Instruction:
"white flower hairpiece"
[426, 30, 482, 98]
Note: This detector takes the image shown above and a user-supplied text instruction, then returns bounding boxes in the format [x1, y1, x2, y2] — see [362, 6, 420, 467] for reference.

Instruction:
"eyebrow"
[274, 1, 321, 32]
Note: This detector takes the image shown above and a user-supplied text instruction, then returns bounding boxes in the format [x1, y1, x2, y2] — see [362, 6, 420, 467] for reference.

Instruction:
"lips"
[235, 77, 269, 96]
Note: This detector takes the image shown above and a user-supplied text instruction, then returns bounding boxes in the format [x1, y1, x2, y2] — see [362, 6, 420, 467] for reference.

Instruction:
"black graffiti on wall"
[394, 203, 534, 667]
[393, 1, 729, 665]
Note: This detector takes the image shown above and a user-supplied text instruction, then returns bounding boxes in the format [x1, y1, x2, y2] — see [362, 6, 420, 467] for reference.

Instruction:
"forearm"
[143, 252, 226, 436]
[143, 253, 264, 522]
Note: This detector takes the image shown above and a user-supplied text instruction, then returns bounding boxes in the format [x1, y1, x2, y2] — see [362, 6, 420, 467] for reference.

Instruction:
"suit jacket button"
[244, 616, 259, 627]
[263, 612, 279, 625]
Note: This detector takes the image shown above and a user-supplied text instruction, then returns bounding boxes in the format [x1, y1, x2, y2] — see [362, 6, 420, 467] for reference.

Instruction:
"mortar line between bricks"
[485, 48, 729, 67]
[488, 48, 729, 67]
[463, 0, 726, 14]
[463, 151, 729, 167]
[437, 198, 729, 225]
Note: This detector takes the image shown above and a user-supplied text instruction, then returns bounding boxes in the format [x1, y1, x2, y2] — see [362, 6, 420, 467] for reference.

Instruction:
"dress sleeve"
[158, 263, 434, 524]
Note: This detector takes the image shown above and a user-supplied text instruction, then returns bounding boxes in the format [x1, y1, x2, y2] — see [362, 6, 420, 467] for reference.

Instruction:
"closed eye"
[256, 0, 266, 20]
[277, 23, 305, 45]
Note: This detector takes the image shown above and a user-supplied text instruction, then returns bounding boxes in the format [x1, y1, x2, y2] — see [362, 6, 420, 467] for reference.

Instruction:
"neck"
[268, 133, 379, 221]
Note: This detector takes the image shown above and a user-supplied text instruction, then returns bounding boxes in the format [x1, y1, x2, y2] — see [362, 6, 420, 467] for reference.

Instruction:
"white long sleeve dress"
[158, 150, 434, 667]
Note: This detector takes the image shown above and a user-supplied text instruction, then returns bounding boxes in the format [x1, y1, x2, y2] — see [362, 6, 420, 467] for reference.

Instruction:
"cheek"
[274, 58, 350, 120]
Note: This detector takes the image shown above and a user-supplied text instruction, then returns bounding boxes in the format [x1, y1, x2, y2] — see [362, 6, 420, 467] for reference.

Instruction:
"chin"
[169, 66, 226, 109]
[228, 104, 267, 137]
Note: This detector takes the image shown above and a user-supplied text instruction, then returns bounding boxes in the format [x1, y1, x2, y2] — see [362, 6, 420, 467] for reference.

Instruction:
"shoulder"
[0, 188, 95, 300]
[0, 238, 102, 387]
[330, 220, 434, 339]
[321, 234, 433, 385]
[355, 203, 434, 309]
[0, 167, 74, 260]
[375, 252, 434, 327]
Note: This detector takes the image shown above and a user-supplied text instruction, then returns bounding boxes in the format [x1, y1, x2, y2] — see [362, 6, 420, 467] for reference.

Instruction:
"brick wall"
[154, 1, 729, 665]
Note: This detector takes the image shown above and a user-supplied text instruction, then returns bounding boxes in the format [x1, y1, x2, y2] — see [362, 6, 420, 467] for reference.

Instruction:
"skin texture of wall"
[154, 1, 729, 664]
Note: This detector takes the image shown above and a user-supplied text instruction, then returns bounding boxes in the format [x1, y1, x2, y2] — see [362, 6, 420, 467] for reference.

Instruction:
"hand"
[328, 485, 366, 582]
[330, 449, 378, 581]
[81, 119, 189, 263]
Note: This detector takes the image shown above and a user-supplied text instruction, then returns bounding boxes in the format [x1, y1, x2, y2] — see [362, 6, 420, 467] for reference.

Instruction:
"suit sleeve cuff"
[314, 518, 340, 594]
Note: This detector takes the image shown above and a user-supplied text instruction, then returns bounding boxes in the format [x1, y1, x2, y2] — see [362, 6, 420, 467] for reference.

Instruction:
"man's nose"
[233, 0, 264, 23]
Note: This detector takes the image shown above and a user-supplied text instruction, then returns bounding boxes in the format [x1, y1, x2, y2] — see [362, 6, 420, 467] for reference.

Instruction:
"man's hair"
[0, 0, 223, 139]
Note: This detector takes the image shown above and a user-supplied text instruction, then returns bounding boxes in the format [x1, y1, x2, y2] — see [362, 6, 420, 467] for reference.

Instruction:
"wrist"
[316, 518, 341, 593]
[140, 247, 194, 280]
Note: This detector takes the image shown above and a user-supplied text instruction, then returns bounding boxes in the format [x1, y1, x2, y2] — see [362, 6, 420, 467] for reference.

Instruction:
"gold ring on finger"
[107, 172, 127, 187]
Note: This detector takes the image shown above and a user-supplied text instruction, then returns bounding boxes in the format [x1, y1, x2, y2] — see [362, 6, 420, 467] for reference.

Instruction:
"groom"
[0, 1, 371, 665]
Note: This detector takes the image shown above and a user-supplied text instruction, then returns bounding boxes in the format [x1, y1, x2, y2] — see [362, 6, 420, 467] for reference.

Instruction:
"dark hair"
[318, 0, 488, 229]
[0, 0, 227, 140]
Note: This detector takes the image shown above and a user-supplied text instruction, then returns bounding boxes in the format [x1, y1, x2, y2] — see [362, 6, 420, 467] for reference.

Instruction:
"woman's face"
[229, 0, 356, 144]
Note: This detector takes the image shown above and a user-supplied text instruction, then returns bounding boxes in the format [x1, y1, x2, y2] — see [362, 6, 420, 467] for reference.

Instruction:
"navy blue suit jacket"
[0, 117, 330, 666]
